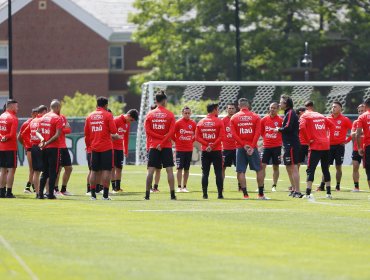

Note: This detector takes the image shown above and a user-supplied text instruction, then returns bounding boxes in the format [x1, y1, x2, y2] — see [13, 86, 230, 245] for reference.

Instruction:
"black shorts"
[91, 150, 113, 172]
[329, 145, 345, 166]
[148, 148, 174, 169]
[60, 148, 72, 167]
[299, 145, 309, 164]
[87, 152, 92, 171]
[114, 149, 124, 169]
[283, 143, 300, 166]
[176, 151, 192, 170]
[352, 151, 362, 164]
[0, 151, 17, 168]
[223, 149, 236, 167]
[261, 147, 281, 165]
[32, 145, 44, 171]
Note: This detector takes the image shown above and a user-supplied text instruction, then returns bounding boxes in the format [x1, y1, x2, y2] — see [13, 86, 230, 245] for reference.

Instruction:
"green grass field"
[0, 165, 369, 280]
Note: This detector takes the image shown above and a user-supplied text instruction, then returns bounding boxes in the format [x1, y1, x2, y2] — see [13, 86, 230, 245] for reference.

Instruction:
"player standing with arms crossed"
[174, 106, 196, 193]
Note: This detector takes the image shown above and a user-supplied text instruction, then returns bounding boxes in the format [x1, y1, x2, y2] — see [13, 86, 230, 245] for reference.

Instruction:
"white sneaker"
[54, 191, 63, 196]
[102, 197, 112, 200]
[23, 188, 32, 194]
[302, 194, 315, 201]
[271, 187, 277, 192]
[61, 191, 73, 196]
[326, 194, 332, 199]
[86, 191, 91, 196]
[176, 188, 182, 193]
[182, 188, 189, 193]
[90, 196, 97, 200]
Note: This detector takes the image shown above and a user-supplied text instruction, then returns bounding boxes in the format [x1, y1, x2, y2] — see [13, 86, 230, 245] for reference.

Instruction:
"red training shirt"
[299, 111, 334, 150]
[230, 108, 261, 149]
[260, 115, 283, 148]
[22, 115, 43, 146]
[0, 110, 19, 151]
[326, 114, 352, 145]
[145, 105, 175, 149]
[59, 114, 71, 149]
[19, 118, 32, 149]
[113, 115, 131, 155]
[222, 116, 236, 150]
[352, 120, 363, 151]
[38, 111, 63, 149]
[195, 113, 224, 151]
[174, 117, 196, 152]
[84, 107, 117, 152]
[356, 110, 370, 148]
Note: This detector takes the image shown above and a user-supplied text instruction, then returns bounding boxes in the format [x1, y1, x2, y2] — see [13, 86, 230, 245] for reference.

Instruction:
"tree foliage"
[129, 0, 370, 94]
[61, 92, 125, 117]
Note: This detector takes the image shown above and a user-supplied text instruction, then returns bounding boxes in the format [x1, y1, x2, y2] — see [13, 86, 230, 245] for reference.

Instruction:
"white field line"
[0, 235, 39, 280]
[307, 200, 359, 207]
[130, 209, 288, 213]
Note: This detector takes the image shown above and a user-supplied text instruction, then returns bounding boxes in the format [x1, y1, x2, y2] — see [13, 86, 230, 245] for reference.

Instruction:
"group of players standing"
[0, 92, 368, 201]
[144, 90, 370, 200]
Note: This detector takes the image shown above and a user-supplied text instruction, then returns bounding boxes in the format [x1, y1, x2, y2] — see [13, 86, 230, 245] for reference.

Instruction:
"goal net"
[136, 81, 370, 165]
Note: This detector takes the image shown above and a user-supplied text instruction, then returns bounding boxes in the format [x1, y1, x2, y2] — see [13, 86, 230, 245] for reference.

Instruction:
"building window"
[109, 46, 123, 71]
[0, 45, 8, 71]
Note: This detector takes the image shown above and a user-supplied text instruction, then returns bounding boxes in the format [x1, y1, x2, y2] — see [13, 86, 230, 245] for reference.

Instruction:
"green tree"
[61, 92, 125, 117]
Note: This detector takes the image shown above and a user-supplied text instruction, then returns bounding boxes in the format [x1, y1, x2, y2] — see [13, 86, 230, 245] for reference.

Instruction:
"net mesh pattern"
[325, 86, 353, 113]
[290, 86, 314, 108]
[181, 85, 206, 115]
[218, 85, 240, 113]
[251, 86, 276, 115]
[364, 87, 370, 101]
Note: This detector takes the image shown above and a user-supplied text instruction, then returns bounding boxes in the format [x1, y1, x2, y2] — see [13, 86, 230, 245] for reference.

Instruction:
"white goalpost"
[136, 81, 370, 165]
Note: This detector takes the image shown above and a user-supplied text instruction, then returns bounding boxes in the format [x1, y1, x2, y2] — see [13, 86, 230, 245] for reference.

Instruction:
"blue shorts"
[236, 148, 261, 173]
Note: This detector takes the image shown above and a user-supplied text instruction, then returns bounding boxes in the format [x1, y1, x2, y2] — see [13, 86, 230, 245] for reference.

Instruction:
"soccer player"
[351, 104, 365, 192]
[318, 101, 352, 191]
[299, 101, 334, 199]
[21, 105, 48, 198]
[18, 107, 38, 193]
[296, 106, 308, 169]
[274, 95, 302, 198]
[0, 100, 19, 199]
[85, 96, 119, 200]
[260, 102, 283, 192]
[144, 91, 176, 200]
[37, 100, 63, 199]
[356, 98, 370, 190]
[54, 107, 73, 196]
[230, 98, 266, 199]
[195, 103, 224, 199]
[112, 109, 139, 192]
[222, 103, 239, 191]
[174, 106, 196, 192]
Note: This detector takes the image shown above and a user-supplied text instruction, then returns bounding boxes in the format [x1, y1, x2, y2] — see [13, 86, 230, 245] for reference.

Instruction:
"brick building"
[0, 0, 146, 116]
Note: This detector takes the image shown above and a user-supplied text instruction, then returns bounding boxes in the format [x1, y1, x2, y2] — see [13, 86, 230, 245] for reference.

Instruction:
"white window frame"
[0, 44, 8, 72]
[109, 45, 124, 71]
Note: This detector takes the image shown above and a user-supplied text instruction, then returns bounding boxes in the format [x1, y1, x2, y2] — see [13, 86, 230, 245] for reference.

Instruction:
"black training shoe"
[293, 192, 304, 198]
[144, 196, 150, 200]
[5, 193, 16, 198]
[47, 195, 57, 199]
[218, 194, 224, 199]
[203, 194, 208, 199]
[171, 196, 177, 200]
[288, 191, 294, 197]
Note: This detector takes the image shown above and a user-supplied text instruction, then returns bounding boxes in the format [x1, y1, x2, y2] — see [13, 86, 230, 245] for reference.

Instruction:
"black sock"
[306, 188, 311, 195]
[354, 182, 359, 188]
[170, 190, 176, 198]
[111, 180, 116, 191]
[0, 187, 5, 197]
[202, 187, 208, 196]
[336, 183, 340, 189]
[154, 184, 159, 190]
[61, 185, 66, 193]
[54, 186, 59, 192]
[272, 184, 276, 188]
[87, 183, 90, 193]
[116, 180, 121, 189]
[241, 187, 248, 196]
[320, 182, 325, 189]
[183, 185, 186, 189]
[238, 182, 241, 187]
[6, 188, 12, 195]
[178, 185, 181, 189]
[31, 184, 35, 191]
[145, 191, 150, 199]
[91, 186, 96, 198]
[97, 184, 102, 192]
[103, 187, 109, 198]
[326, 186, 331, 195]
[258, 186, 264, 196]
[26, 182, 31, 188]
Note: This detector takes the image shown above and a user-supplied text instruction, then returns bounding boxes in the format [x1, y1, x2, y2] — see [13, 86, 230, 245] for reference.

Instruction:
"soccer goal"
[136, 81, 370, 165]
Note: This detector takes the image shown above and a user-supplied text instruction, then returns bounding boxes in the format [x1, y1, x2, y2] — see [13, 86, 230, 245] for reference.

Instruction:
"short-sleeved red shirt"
[0, 110, 18, 151]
